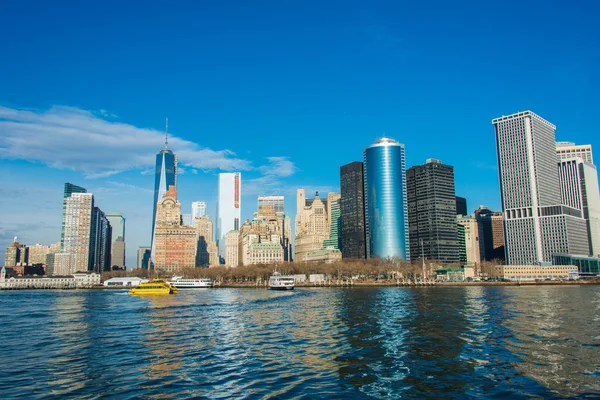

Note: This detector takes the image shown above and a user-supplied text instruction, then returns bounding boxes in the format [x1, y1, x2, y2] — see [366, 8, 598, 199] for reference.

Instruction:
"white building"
[216, 173, 241, 262]
[63, 192, 94, 273]
[556, 142, 593, 164]
[558, 157, 600, 256]
[0, 267, 101, 289]
[103, 277, 147, 287]
[192, 201, 207, 220]
[493, 111, 589, 264]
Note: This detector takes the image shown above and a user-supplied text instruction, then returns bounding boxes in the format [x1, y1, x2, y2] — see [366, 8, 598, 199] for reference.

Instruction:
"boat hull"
[129, 288, 171, 296]
[269, 286, 294, 290]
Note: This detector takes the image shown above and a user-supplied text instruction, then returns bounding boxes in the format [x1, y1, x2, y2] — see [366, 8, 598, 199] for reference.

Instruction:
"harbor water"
[1, 286, 599, 398]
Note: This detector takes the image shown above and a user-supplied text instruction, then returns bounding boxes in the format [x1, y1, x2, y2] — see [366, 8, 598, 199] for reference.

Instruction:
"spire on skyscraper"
[165, 118, 169, 149]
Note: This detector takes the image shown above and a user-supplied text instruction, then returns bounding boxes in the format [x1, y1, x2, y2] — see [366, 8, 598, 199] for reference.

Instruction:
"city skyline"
[1, 2, 599, 266]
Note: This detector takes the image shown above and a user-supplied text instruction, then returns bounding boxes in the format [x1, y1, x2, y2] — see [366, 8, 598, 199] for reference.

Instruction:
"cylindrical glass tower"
[363, 138, 410, 260]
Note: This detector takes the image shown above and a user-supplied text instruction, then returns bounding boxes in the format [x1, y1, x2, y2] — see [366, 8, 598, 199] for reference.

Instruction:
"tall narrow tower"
[216, 172, 241, 263]
[363, 138, 410, 260]
[151, 120, 177, 263]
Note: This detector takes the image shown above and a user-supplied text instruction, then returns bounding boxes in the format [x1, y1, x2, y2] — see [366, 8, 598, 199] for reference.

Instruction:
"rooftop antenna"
[165, 118, 169, 149]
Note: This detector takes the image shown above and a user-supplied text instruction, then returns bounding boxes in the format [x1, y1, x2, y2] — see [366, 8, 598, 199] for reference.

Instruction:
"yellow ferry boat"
[129, 280, 178, 296]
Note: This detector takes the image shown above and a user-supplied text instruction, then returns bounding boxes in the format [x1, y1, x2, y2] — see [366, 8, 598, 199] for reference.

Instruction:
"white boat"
[169, 276, 213, 289]
[269, 271, 295, 290]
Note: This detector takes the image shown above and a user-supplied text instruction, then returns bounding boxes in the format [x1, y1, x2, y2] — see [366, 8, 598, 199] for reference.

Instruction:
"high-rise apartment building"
[27, 244, 50, 266]
[457, 215, 481, 267]
[323, 193, 341, 250]
[558, 158, 600, 256]
[363, 138, 410, 260]
[294, 191, 330, 262]
[151, 131, 177, 263]
[137, 247, 151, 270]
[407, 159, 459, 263]
[191, 201, 207, 220]
[4, 238, 27, 267]
[556, 142, 593, 164]
[106, 213, 125, 269]
[493, 111, 589, 264]
[340, 162, 367, 259]
[61, 183, 86, 249]
[217, 172, 241, 263]
[456, 196, 468, 216]
[225, 230, 240, 267]
[474, 206, 506, 261]
[194, 216, 219, 267]
[63, 192, 94, 273]
[153, 186, 197, 273]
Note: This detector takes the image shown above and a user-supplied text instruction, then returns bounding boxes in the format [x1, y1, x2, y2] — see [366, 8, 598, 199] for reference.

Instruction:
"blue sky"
[1, 1, 599, 267]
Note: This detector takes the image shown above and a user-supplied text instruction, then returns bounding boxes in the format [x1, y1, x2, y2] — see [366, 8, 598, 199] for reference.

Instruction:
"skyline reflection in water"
[0, 286, 599, 399]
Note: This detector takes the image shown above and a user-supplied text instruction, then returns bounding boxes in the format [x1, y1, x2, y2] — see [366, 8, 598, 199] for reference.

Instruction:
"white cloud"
[258, 156, 297, 177]
[0, 105, 252, 177]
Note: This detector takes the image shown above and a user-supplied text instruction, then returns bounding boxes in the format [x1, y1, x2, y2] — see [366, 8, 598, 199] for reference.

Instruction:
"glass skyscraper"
[363, 138, 410, 260]
[151, 142, 177, 261]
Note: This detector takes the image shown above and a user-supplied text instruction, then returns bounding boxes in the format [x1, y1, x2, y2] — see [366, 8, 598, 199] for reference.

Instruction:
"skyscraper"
[363, 138, 410, 260]
[191, 202, 207, 220]
[90, 207, 112, 273]
[194, 216, 219, 266]
[558, 157, 600, 256]
[63, 192, 94, 273]
[61, 183, 86, 249]
[106, 213, 125, 269]
[258, 196, 285, 215]
[151, 124, 177, 262]
[493, 111, 589, 264]
[137, 247, 151, 270]
[294, 191, 331, 261]
[340, 162, 367, 259]
[257, 195, 292, 260]
[474, 206, 505, 261]
[216, 172, 241, 262]
[457, 215, 482, 267]
[407, 159, 459, 263]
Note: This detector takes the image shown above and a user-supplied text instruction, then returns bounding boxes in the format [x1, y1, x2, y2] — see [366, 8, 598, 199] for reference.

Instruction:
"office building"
[556, 142, 593, 164]
[323, 193, 341, 250]
[217, 172, 241, 263]
[63, 192, 94, 273]
[61, 183, 87, 249]
[558, 158, 600, 256]
[456, 196, 468, 216]
[474, 206, 506, 261]
[238, 205, 285, 266]
[225, 230, 240, 267]
[151, 128, 177, 263]
[258, 196, 284, 216]
[137, 247, 151, 270]
[364, 138, 409, 260]
[106, 213, 126, 270]
[294, 191, 330, 262]
[194, 216, 219, 267]
[407, 159, 459, 263]
[4, 238, 27, 267]
[90, 207, 112, 273]
[191, 201, 207, 220]
[340, 162, 367, 259]
[457, 215, 481, 267]
[493, 111, 589, 264]
[153, 186, 197, 273]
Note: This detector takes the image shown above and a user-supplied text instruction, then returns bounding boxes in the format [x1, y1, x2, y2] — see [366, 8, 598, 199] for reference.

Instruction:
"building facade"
[238, 206, 285, 266]
[137, 247, 151, 270]
[407, 159, 459, 263]
[151, 138, 177, 263]
[27, 244, 50, 266]
[364, 138, 410, 260]
[248, 242, 284, 265]
[457, 215, 481, 268]
[4, 239, 27, 267]
[294, 191, 330, 262]
[106, 213, 126, 269]
[493, 111, 589, 264]
[323, 193, 341, 250]
[340, 161, 367, 259]
[217, 172, 241, 263]
[63, 192, 94, 273]
[61, 183, 87, 249]
[194, 216, 219, 267]
[474, 206, 506, 261]
[456, 196, 468, 216]
[191, 201, 207, 220]
[491, 265, 578, 281]
[153, 186, 197, 273]
[556, 142, 593, 164]
[225, 230, 240, 267]
[557, 157, 600, 257]
[90, 207, 112, 273]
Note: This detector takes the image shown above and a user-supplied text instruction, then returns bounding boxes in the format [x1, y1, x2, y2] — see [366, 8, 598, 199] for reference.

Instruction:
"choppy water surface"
[1, 286, 599, 399]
